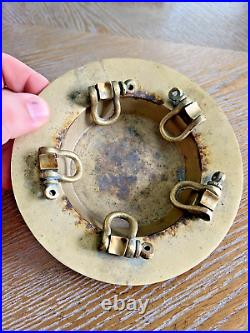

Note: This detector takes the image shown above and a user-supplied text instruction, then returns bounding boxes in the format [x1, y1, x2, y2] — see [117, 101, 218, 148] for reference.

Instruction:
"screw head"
[212, 171, 226, 183]
[168, 87, 184, 105]
[207, 171, 226, 190]
[124, 79, 137, 93]
[44, 184, 59, 200]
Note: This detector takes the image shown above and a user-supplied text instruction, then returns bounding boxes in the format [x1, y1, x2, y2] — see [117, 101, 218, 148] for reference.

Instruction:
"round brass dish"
[11, 58, 243, 285]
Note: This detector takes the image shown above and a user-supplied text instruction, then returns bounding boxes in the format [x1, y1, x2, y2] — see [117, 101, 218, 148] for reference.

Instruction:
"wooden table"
[3, 3, 248, 330]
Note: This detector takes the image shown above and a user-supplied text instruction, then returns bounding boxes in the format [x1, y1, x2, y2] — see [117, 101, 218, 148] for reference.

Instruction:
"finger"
[2, 89, 50, 144]
[2, 139, 13, 190]
[2, 53, 49, 94]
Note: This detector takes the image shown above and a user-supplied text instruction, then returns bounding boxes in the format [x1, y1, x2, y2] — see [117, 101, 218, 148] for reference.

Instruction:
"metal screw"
[212, 171, 225, 182]
[124, 79, 137, 94]
[140, 242, 154, 259]
[208, 171, 226, 190]
[168, 87, 184, 106]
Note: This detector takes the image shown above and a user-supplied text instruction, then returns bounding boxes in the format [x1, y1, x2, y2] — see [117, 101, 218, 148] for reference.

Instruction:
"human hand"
[2, 53, 50, 189]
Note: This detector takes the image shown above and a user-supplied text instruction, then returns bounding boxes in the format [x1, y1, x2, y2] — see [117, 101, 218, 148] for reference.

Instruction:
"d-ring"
[160, 92, 205, 142]
[38, 147, 83, 199]
[89, 81, 121, 126]
[170, 172, 225, 221]
[100, 211, 154, 259]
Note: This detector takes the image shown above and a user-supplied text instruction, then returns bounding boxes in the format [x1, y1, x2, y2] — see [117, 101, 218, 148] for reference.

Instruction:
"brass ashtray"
[11, 58, 243, 285]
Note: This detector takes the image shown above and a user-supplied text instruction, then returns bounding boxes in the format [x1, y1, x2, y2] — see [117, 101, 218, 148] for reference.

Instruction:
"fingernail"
[26, 98, 49, 125]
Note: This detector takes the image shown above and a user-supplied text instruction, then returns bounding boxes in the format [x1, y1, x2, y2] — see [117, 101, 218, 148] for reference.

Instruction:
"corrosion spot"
[54, 128, 67, 148]
[62, 195, 97, 231]
[24, 153, 43, 196]
[176, 167, 185, 181]
[53, 111, 81, 148]
[147, 216, 190, 240]
[67, 89, 89, 106]
[193, 133, 210, 172]
[125, 90, 164, 105]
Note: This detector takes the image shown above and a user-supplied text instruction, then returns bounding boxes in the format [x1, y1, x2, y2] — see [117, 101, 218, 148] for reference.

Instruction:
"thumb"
[2, 89, 50, 144]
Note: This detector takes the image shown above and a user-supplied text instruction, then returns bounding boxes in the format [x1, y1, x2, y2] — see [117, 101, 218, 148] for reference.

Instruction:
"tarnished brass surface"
[61, 99, 202, 237]
[11, 58, 243, 285]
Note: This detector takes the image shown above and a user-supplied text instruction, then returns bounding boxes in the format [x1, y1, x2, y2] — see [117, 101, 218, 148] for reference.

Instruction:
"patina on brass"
[38, 147, 83, 200]
[160, 87, 206, 142]
[89, 83, 205, 138]
[11, 58, 243, 285]
[100, 211, 154, 259]
[170, 171, 225, 221]
[36, 80, 223, 260]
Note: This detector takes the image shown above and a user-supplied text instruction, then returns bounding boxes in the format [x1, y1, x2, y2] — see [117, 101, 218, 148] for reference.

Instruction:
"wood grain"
[2, 2, 248, 51]
[2, 3, 248, 331]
